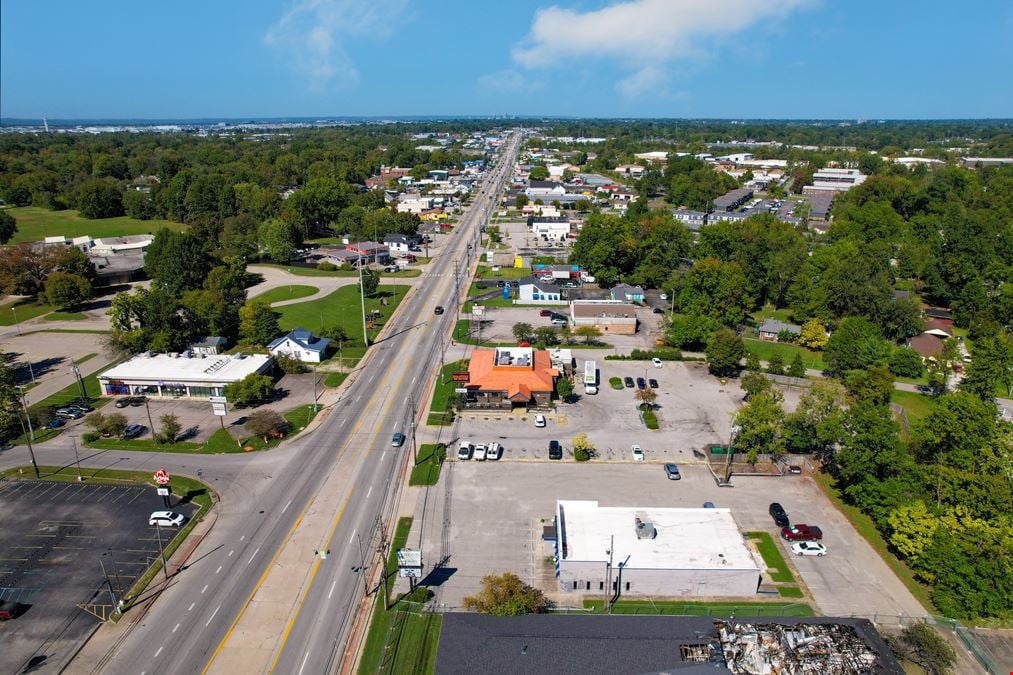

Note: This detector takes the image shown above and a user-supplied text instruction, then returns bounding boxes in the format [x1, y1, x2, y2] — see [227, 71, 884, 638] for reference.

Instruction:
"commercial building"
[804, 168, 867, 193]
[517, 276, 563, 304]
[99, 352, 273, 399]
[463, 347, 559, 409]
[553, 501, 761, 597]
[610, 284, 644, 304]
[570, 300, 638, 334]
[712, 188, 754, 212]
[345, 242, 390, 264]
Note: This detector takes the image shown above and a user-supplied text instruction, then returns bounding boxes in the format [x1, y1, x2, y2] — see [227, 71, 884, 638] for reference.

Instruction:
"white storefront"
[99, 352, 273, 399]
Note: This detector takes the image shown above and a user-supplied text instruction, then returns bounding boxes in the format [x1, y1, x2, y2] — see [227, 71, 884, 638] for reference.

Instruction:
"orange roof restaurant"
[463, 347, 559, 409]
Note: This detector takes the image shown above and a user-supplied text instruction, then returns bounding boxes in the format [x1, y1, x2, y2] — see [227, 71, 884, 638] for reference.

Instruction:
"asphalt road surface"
[0, 132, 519, 675]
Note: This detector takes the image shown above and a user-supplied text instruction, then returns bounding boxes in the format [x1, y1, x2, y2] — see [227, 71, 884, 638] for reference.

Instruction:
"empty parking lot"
[0, 478, 198, 673]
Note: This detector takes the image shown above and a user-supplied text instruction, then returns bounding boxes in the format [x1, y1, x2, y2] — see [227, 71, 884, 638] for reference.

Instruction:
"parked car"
[648, 379, 659, 389]
[115, 397, 133, 408]
[769, 502, 789, 527]
[781, 524, 823, 541]
[486, 442, 501, 461]
[551, 318, 567, 327]
[652, 307, 663, 314]
[457, 442, 472, 460]
[534, 414, 546, 428]
[624, 377, 634, 388]
[652, 357, 663, 368]
[664, 463, 681, 480]
[434, 306, 444, 315]
[548, 440, 562, 460]
[55, 407, 84, 420]
[790, 541, 827, 557]
[631, 445, 644, 462]
[788, 465, 802, 474]
[122, 424, 145, 439]
[496, 280, 505, 287]
[539, 309, 552, 317]
[391, 432, 406, 447]
[68, 400, 94, 412]
[148, 511, 186, 527]
[473, 443, 487, 461]
[702, 502, 715, 508]
[636, 377, 646, 390]
[129, 396, 146, 407]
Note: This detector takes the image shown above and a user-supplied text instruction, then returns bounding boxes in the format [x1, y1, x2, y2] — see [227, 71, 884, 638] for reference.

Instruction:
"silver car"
[664, 463, 681, 480]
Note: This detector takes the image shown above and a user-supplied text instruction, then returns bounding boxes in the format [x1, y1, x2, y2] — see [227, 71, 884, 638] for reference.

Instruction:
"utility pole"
[70, 360, 87, 401]
[358, 252, 369, 348]
[71, 435, 82, 482]
[17, 386, 35, 442]
[605, 535, 614, 614]
[25, 354, 36, 384]
[16, 401, 39, 478]
[356, 531, 369, 595]
[377, 516, 390, 610]
[144, 398, 155, 440]
[99, 555, 118, 608]
[154, 522, 169, 581]
[409, 393, 418, 465]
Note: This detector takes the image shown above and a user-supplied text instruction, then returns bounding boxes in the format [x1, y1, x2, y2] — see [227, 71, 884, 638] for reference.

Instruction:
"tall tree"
[0, 210, 17, 244]
[144, 230, 213, 296]
[705, 328, 746, 376]
[238, 300, 282, 346]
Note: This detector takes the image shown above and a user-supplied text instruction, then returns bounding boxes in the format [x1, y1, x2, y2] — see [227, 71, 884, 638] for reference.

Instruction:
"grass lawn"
[891, 389, 936, 424]
[582, 599, 813, 617]
[85, 437, 204, 452]
[204, 428, 245, 454]
[409, 444, 446, 486]
[250, 284, 319, 304]
[812, 472, 935, 614]
[43, 310, 87, 321]
[236, 404, 322, 451]
[276, 284, 408, 350]
[746, 532, 795, 583]
[0, 298, 55, 325]
[475, 265, 528, 280]
[323, 372, 348, 388]
[744, 338, 824, 371]
[777, 586, 806, 598]
[26, 370, 109, 417]
[4, 206, 181, 244]
[640, 405, 659, 430]
[751, 305, 796, 324]
[427, 360, 467, 426]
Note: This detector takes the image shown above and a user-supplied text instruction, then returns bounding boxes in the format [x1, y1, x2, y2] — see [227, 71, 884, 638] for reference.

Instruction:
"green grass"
[323, 372, 348, 388]
[475, 264, 529, 280]
[203, 428, 245, 454]
[891, 389, 936, 423]
[427, 360, 467, 426]
[640, 405, 659, 430]
[255, 263, 420, 278]
[76, 352, 98, 365]
[751, 305, 796, 324]
[25, 370, 109, 420]
[0, 298, 55, 325]
[582, 599, 813, 617]
[251, 284, 319, 304]
[236, 404, 322, 451]
[746, 532, 795, 583]
[451, 319, 514, 348]
[777, 586, 806, 598]
[84, 437, 204, 452]
[43, 310, 87, 321]
[813, 472, 935, 614]
[4, 206, 181, 244]
[409, 444, 446, 486]
[275, 284, 408, 357]
[744, 338, 824, 371]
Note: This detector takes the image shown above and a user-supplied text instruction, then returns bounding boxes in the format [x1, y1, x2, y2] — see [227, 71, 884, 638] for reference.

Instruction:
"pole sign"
[156, 486, 170, 497]
[153, 469, 170, 485]
[396, 549, 422, 578]
[451, 371, 470, 383]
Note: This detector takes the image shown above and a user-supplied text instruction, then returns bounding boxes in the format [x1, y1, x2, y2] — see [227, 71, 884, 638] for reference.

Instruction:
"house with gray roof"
[610, 283, 644, 304]
[267, 327, 331, 363]
[758, 318, 802, 341]
[517, 275, 562, 304]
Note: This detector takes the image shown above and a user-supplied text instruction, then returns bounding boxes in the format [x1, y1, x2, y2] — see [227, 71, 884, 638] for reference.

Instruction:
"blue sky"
[2, 0, 1011, 120]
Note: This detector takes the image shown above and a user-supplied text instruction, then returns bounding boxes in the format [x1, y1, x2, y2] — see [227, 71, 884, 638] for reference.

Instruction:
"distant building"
[518, 276, 562, 304]
[712, 188, 754, 212]
[268, 327, 331, 363]
[673, 209, 707, 231]
[570, 300, 637, 335]
[959, 157, 1013, 168]
[610, 283, 644, 304]
[463, 347, 559, 409]
[804, 168, 867, 194]
[99, 352, 273, 399]
[758, 319, 802, 341]
[383, 233, 421, 254]
[191, 336, 226, 356]
[345, 242, 390, 264]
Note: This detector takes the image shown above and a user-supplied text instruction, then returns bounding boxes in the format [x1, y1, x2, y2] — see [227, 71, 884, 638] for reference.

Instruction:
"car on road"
[636, 377, 646, 390]
[769, 502, 790, 527]
[122, 424, 145, 439]
[648, 378, 658, 389]
[391, 432, 405, 447]
[115, 397, 133, 408]
[652, 357, 663, 368]
[664, 463, 681, 480]
[457, 442, 473, 460]
[791, 541, 828, 557]
[534, 414, 546, 428]
[781, 524, 823, 541]
[473, 443, 487, 461]
[631, 445, 644, 462]
[434, 306, 444, 315]
[487, 442, 501, 461]
[149, 511, 186, 527]
[548, 440, 562, 460]
[788, 465, 802, 474]
[55, 407, 85, 420]
[624, 376, 634, 388]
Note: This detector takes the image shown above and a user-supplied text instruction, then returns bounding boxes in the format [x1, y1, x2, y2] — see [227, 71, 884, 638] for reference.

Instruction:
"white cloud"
[477, 69, 543, 94]
[264, 0, 408, 89]
[513, 0, 812, 96]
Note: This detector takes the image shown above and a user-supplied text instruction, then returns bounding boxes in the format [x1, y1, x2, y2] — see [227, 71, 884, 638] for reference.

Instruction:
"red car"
[539, 309, 552, 317]
[780, 524, 823, 541]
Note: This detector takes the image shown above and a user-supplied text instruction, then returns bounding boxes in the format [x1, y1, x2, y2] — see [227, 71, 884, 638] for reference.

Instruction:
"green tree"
[744, 351, 761, 372]
[635, 387, 658, 408]
[573, 325, 602, 345]
[0, 209, 17, 244]
[782, 379, 845, 456]
[555, 377, 574, 402]
[320, 324, 349, 350]
[258, 219, 300, 262]
[122, 190, 157, 220]
[888, 348, 925, 379]
[896, 623, 957, 675]
[741, 371, 772, 399]
[463, 572, 549, 615]
[766, 353, 785, 375]
[245, 409, 286, 441]
[528, 166, 549, 181]
[360, 267, 380, 297]
[238, 300, 281, 345]
[666, 314, 719, 351]
[512, 322, 534, 343]
[961, 334, 1013, 400]
[705, 328, 746, 377]
[76, 179, 124, 218]
[514, 193, 529, 209]
[733, 389, 786, 463]
[798, 319, 828, 350]
[572, 433, 593, 461]
[674, 257, 754, 326]
[224, 373, 275, 406]
[43, 271, 92, 309]
[104, 412, 128, 438]
[534, 326, 559, 346]
[157, 413, 182, 444]
[914, 391, 1010, 475]
[833, 402, 909, 519]
[144, 230, 213, 296]
[824, 317, 888, 375]
[787, 353, 806, 378]
[844, 366, 895, 407]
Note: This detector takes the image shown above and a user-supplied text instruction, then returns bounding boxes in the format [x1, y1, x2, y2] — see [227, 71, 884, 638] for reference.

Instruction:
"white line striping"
[349, 528, 356, 544]
[188, 602, 195, 611]
[366, 486, 372, 498]
[154, 647, 163, 658]
[172, 623, 180, 633]
[201, 584, 208, 594]
[283, 498, 293, 513]
[248, 547, 260, 565]
[298, 651, 311, 675]
[228, 549, 234, 557]
[240, 535, 245, 541]
[215, 565, 222, 574]
[328, 580, 337, 599]
[206, 605, 220, 627]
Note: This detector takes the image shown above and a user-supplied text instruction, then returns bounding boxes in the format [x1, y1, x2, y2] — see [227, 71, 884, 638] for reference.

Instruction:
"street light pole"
[71, 435, 82, 482]
[154, 522, 169, 581]
[15, 403, 39, 478]
[358, 252, 369, 348]
[18, 386, 35, 442]
[11, 306, 20, 335]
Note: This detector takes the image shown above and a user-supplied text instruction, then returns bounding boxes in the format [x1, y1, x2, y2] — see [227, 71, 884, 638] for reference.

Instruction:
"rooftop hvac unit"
[634, 517, 656, 540]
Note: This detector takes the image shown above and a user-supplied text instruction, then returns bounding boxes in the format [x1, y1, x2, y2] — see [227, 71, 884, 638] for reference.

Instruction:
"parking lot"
[465, 305, 666, 352]
[0, 479, 198, 672]
[415, 462, 926, 622]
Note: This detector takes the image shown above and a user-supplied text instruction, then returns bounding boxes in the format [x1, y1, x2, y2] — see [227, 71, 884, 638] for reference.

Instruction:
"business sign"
[472, 305, 484, 317]
[153, 469, 170, 485]
[397, 549, 422, 578]
[451, 371, 470, 383]
[209, 396, 227, 404]
[156, 486, 170, 497]
[454, 388, 468, 394]
[212, 403, 228, 417]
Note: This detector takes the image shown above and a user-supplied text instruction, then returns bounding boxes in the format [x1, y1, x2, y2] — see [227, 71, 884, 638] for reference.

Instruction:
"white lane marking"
[381, 451, 388, 461]
[228, 549, 234, 557]
[206, 605, 220, 627]
[188, 602, 195, 611]
[215, 565, 222, 574]
[172, 623, 180, 633]
[328, 580, 337, 599]
[240, 535, 245, 541]
[154, 647, 163, 658]
[349, 528, 356, 544]
[248, 547, 260, 565]
[283, 498, 293, 513]
[298, 651, 310, 675]
[201, 584, 209, 594]
[366, 486, 372, 498]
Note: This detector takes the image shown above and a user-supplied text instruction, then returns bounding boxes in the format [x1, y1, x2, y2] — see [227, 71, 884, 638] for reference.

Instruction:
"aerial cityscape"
[0, 1, 1011, 674]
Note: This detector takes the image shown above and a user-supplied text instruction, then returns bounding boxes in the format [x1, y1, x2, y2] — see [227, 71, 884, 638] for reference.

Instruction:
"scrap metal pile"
[716, 621, 880, 674]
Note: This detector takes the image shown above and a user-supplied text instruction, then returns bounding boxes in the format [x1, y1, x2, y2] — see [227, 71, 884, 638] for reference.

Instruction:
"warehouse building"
[99, 351, 273, 399]
[554, 501, 761, 597]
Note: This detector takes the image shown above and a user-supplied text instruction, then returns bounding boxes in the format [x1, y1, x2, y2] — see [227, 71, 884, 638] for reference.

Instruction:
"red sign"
[451, 371, 470, 383]
[153, 469, 170, 485]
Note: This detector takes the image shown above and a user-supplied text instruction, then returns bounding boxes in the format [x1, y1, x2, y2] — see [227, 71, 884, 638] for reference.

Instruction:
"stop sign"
[153, 469, 170, 485]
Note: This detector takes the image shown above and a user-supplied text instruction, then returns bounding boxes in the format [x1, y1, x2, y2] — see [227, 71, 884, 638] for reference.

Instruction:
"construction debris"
[717, 621, 881, 674]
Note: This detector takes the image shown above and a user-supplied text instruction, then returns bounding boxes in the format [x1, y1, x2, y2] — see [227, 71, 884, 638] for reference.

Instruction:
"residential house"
[267, 328, 331, 364]
[463, 347, 559, 409]
[923, 307, 953, 323]
[909, 333, 944, 360]
[518, 276, 563, 304]
[383, 233, 421, 254]
[922, 319, 953, 339]
[345, 242, 390, 264]
[610, 283, 644, 304]
[672, 209, 707, 232]
[712, 188, 754, 212]
[570, 300, 638, 335]
[758, 318, 802, 341]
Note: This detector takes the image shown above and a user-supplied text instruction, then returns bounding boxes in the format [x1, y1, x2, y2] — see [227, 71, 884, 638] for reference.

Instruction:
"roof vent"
[634, 517, 656, 540]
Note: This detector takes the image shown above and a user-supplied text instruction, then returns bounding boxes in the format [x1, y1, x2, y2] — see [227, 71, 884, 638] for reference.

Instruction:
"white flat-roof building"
[554, 501, 761, 597]
[99, 352, 273, 399]
[805, 168, 867, 193]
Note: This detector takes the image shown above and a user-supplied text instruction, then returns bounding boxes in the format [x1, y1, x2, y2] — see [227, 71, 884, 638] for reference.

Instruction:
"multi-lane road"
[0, 131, 520, 674]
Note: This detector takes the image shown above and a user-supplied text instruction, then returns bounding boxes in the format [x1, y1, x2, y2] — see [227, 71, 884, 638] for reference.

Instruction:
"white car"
[631, 445, 644, 462]
[457, 442, 473, 460]
[149, 511, 186, 527]
[659, 293, 667, 300]
[652, 357, 663, 369]
[791, 541, 828, 557]
[473, 443, 488, 461]
[534, 414, 546, 428]
[487, 442, 501, 461]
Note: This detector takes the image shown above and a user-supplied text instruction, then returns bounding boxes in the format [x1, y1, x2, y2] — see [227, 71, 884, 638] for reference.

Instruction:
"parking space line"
[173, 623, 180, 633]
[49, 484, 72, 500]
[206, 605, 220, 627]
[228, 550, 234, 557]
[154, 647, 163, 657]
[126, 489, 146, 505]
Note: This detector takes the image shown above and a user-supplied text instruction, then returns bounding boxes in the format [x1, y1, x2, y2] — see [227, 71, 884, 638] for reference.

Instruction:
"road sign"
[153, 469, 170, 485]
[156, 487, 170, 497]
[212, 402, 228, 416]
[209, 396, 227, 404]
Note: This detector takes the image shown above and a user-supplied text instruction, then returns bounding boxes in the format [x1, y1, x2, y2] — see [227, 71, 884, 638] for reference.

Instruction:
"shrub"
[574, 447, 591, 461]
[82, 432, 100, 443]
[316, 262, 337, 271]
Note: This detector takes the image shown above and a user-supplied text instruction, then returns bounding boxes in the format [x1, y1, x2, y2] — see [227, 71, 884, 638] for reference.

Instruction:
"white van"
[487, 442, 502, 460]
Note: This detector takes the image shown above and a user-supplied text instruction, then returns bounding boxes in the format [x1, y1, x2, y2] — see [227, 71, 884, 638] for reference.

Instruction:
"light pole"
[17, 386, 35, 442]
[24, 354, 36, 384]
[357, 252, 369, 348]
[71, 435, 82, 482]
[15, 400, 39, 478]
[154, 522, 169, 581]
[11, 306, 20, 335]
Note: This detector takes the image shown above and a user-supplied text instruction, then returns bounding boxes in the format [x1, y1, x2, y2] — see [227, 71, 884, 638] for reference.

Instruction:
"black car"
[548, 440, 562, 460]
[496, 280, 505, 287]
[623, 376, 634, 388]
[636, 377, 646, 390]
[69, 400, 94, 412]
[653, 307, 663, 314]
[769, 502, 789, 527]
[434, 306, 445, 315]
[122, 424, 145, 439]
[648, 379, 659, 389]
[129, 396, 146, 407]
[115, 397, 132, 408]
